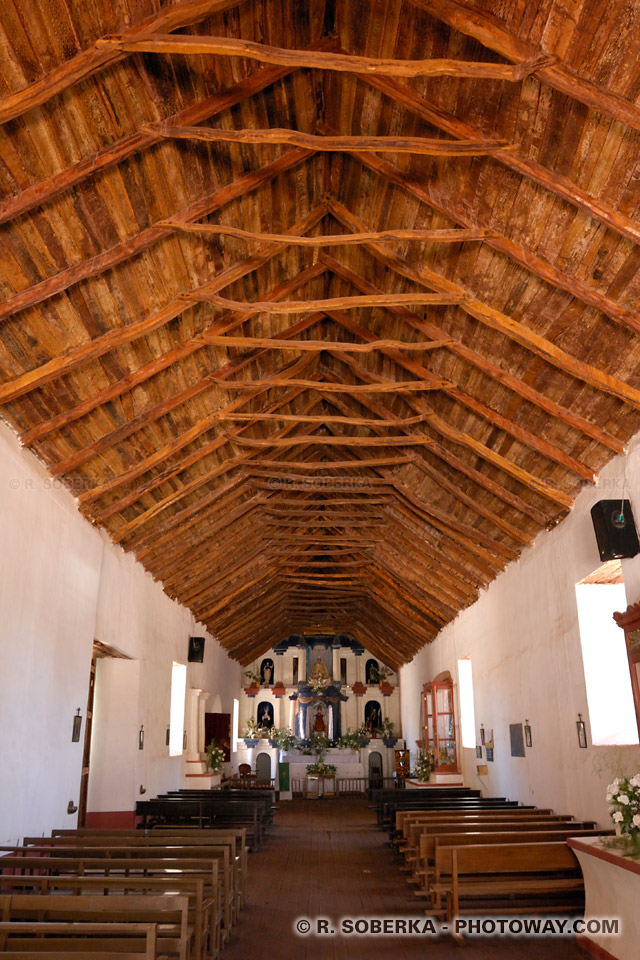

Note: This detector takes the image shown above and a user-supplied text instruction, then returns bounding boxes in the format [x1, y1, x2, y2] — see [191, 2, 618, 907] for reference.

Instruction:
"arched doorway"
[368, 750, 383, 797]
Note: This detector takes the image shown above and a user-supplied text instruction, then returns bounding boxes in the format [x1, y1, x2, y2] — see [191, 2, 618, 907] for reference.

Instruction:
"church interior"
[2, 0, 640, 956]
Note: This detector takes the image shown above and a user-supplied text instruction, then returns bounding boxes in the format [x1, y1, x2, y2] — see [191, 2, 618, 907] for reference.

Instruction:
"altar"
[282, 747, 364, 782]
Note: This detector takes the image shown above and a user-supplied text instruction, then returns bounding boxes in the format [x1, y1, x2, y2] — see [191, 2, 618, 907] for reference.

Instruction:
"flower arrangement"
[243, 669, 261, 685]
[306, 761, 337, 776]
[414, 749, 435, 782]
[381, 717, 395, 739]
[204, 739, 225, 772]
[607, 774, 640, 849]
[270, 727, 299, 752]
[337, 728, 362, 751]
[309, 675, 330, 694]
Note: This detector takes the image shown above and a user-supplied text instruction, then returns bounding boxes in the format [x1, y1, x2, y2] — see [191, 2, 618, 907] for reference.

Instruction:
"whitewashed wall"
[401, 437, 640, 826]
[0, 420, 241, 843]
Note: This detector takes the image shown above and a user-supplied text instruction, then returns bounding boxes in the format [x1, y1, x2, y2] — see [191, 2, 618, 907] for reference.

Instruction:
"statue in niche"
[260, 658, 273, 686]
[312, 705, 326, 733]
[308, 656, 331, 686]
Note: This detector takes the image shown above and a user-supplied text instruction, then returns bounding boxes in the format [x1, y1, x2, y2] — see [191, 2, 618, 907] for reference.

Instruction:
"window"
[575, 564, 639, 745]
[457, 658, 476, 749]
[169, 661, 187, 756]
[232, 698, 239, 753]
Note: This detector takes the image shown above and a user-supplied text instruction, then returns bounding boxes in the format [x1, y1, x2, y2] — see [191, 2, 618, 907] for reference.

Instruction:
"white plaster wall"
[0, 420, 241, 842]
[401, 439, 640, 826]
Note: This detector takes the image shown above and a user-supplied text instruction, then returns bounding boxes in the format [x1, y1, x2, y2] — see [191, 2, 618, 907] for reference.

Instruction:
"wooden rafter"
[347, 146, 640, 339]
[0, 38, 339, 226]
[0, 147, 313, 326]
[412, 0, 640, 132]
[97, 33, 552, 80]
[165, 222, 495, 244]
[0, 0, 248, 126]
[358, 72, 640, 247]
[151, 123, 509, 155]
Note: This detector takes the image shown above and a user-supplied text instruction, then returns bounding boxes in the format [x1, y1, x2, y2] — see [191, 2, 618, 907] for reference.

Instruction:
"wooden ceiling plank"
[97, 33, 551, 80]
[358, 72, 640, 246]
[323, 390, 549, 526]
[0, 147, 314, 326]
[109, 390, 322, 542]
[12, 220, 328, 432]
[0, 38, 339, 226]
[321, 352, 573, 509]
[327, 203, 633, 443]
[326, 303, 595, 482]
[412, 0, 640, 132]
[348, 148, 640, 343]
[0, 0, 248, 126]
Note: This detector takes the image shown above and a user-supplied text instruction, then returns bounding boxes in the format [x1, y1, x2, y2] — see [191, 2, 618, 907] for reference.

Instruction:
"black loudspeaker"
[590, 499, 640, 561]
[188, 636, 205, 663]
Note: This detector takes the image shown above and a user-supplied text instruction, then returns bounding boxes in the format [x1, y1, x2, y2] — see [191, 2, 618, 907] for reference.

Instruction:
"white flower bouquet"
[607, 773, 640, 849]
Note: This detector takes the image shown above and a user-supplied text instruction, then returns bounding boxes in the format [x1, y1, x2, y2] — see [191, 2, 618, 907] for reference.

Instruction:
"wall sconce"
[139, 725, 144, 750]
[524, 720, 532, 748]
[576, 713, 587, 748]
[139, 785, 147, 795]
[166, 726, 171, 746]
[67, 800, 78, 815]
[71, 709, 82, 742]
[183, 730, 187, 750]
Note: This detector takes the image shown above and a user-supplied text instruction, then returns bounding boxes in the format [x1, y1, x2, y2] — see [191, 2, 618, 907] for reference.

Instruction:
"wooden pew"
[49, 828, 247, 910]
[395, 806, 556, 838]
[416, 827, 610, 905]
[0, 921, 157, 959]
[0, 856, 222, 952]
[0, 874, 215, 960]
[0, 895, 190, 960]
[136, 799, 264, 849]
[24, 832, 242, 926]
[430, 842, 584, 932]
[2, 844, 232, 948]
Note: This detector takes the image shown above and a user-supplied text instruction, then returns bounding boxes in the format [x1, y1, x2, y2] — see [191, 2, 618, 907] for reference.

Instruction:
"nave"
[223, 798, 587, 960]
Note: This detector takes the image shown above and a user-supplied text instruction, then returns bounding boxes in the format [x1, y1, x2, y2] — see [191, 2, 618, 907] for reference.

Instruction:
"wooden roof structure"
[2, 0, 640, 666]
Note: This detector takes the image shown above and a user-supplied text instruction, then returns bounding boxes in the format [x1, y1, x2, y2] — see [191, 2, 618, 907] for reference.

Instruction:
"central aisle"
[223, 797, 588, 960]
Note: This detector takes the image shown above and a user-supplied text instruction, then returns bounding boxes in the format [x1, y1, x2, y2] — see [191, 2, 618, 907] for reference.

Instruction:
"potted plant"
[243, 669, 261, 696]
[242, 717, 260, 746]
[337, 729, 362, 751]
[606, 773, 640, 854]
[381, 717, 398, 747]
[269, 727, 299, 752]
[413, 749, 435, 782]
[204, 739, 225, 773]
[357, 724, 370, 747]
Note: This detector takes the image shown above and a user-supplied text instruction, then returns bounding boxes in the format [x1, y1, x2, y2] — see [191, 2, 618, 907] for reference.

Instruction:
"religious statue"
[308, 656, 331, 690]
[312, 706, 326, 733]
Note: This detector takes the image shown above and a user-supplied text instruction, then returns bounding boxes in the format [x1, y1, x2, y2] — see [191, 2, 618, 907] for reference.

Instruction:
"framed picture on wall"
[486, 747, 494, 762]
[475, 745, 482, 759]
[524, 722, 532, 748]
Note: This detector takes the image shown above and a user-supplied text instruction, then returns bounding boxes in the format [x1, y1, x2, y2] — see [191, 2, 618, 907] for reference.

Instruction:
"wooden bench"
[49, 828, 247, 911]
[25, 832, 242, 928]
[416, 828, 610, 904]
[401, 816, 595, 870]
[136, 799, 265, 849]
[0, 873, 215, 960]
[4, 842, 233, 944]
[431, 842, 584, 932]
[0, 856, 222, 953]
[0, 895, 191, 960]
[0, 921, 158, 959]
